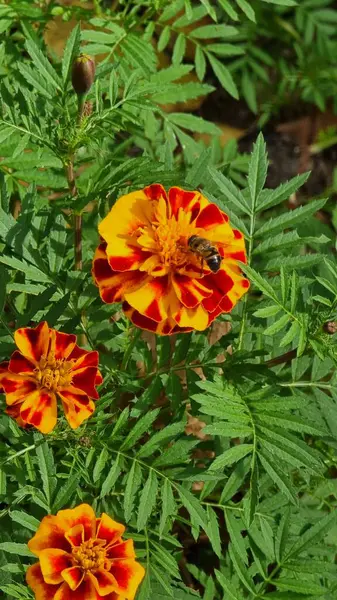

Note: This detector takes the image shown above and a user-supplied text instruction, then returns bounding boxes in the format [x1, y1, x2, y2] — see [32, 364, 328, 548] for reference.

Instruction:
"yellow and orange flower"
[0, 322, 102, 434]
[93, 184, 249, 335]
[26, 503, 145, 600]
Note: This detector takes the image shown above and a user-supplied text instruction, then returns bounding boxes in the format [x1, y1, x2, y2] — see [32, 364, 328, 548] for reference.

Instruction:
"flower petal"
[49, 330, 77, 360]
[14, 321, 49, 364]
[109, 559, 145, 600]
[195, 203, 228, 229]
[28, 515, 71, 556]
[26, 563, 58, 600]
[1, 373, 37, 405]
[54, 577, 97, 600]
[59, 389, 95, 429]
[96, 514, 125, 547]
[172, 274, 212, 309]
[61, 566, 84, 591]
[95, 370, 103, 386]
[69, 347, 99, 370]
[143, 183, 167, 201]
[71, 367, 100, 399]
[89, 569, 118, 596]
[56, 505, 96, 542]
[107, 540, 136, 560]
[202, 269, 234, 313]
[64, 524, 84, 548]
[8, 351, 35, 374]
[20, 390, 57, 434]
[174, 303, 209, 331]
[124, 277, 171, 323]
[168, 187, 202, 221]
[39, 548, 73, 584]
[93, 244, 148, 302]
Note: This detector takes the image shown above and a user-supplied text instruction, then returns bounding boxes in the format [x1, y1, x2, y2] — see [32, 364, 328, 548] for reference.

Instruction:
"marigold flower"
[93, 184, 249, 335]
[0, 322, 102, 434]
[26, 503, 145, 600]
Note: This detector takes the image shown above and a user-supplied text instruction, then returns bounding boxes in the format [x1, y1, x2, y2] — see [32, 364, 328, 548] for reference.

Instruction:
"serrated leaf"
[253, 305, 281, 318]
[137, 470, 158, 530]
[195, 45, 206, 80]
[263, 314, 289, 336]
[259, 452, 297, 505]
[215, 570, 243, 599]
[100, 458, 121, 498]
[256, 198, 328, 237]
[62, 24, 81, 84]
[225, 510, 248, 564]
[157, 25, 171, 52]
[124, 461, 142, 523]
[168, 113, 220, 135]
[35, 436, 56, 509]
[210, 444, 253, 471]
[120, 409, 160, 451]
[257, 173, 310, 211]
[52, 474, 81, 512]
[248, 133, 268, 209]
[0, 543, 34, 557]
[159, 479, 176, 536]
[236, 0, 256, 21]
[177, 485, 209, 533]
[172, 33, 186, 65]
[10, 511, 39, 532]
[275, 579, 327, 595]
[208, 53, 238, 99]
[229, 545, 256, 595]
[25, 39, 61, 92]
[209, 166, 251, 215]
[137, 422, 185, 458]
[206, 506, 222, 558]
[93, 447, 109, 484]
[286, 510, 337, 560]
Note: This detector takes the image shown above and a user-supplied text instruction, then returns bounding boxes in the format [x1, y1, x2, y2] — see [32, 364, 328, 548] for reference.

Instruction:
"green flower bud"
[71, 54, 95, 96]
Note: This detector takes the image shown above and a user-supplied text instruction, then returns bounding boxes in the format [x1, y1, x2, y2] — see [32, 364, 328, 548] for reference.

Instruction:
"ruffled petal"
[26, 563, 58, 600]
[49, 330, 77, 360]
[174, 303, 209, 331]
[28, 515, 71, 555]
[1, 373, 37, 405]
[14, 322, 49, 364]
[96, 514, 125, 547]
[107, 540, 136, 560]
[39, 548, 73, 584]
[69, 348, 99, 371]
[54, 577, 97, 600]
[8, 351, 35, 374]
[93, 244, 148, 302]
[168, 187, 202, 221]
[56, 505, 96, 542]
[64, 524, 84, 548]
[95, 370, 103, 386]
[124, 276, 171, 323]
[202, 269, 234, 313]
[59, 389, 95, 429]
[195, 203, 228, 229]
[110, 559, 145, 600]
[61, 566, 84, 591]
[172, 274, 212, 309]
[89, 569, 117, 596]
[143, 183, 167, 201]
[71, 367, 99, 399]
[20, 390, 57, 434]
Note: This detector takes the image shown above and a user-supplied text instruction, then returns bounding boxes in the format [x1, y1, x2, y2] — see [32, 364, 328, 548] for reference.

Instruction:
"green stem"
[120, 328, 142, 371]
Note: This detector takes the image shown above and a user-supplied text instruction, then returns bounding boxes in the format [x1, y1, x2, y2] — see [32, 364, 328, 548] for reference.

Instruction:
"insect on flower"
[93, 184, 249, 335]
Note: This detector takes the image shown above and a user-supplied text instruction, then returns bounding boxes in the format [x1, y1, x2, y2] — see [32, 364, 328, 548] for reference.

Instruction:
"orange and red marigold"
[93, 184, 249, 335]
[26, 503, 145, 600]
[0, 322, 102, 434]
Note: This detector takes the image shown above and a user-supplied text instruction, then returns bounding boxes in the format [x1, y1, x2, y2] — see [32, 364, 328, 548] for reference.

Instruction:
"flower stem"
[66, 159, 82, 270]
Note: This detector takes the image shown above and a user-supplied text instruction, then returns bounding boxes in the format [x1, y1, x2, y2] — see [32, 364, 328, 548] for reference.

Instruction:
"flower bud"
[71, 54, 95, 96]
[323, 321, 337, 335]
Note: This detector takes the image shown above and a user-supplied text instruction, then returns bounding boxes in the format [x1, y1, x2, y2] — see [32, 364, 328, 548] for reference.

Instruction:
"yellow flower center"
[72, 538, 106, 572]
[35, 353, 74, 391]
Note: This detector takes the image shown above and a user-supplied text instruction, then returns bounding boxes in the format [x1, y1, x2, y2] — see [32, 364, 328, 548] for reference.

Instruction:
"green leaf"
[177, 485, 209, 533]
[229, 545, 256, 595]
[100, 457, 121, 498]
[275, 579, 327, 595]
[191, 24, 238, 38]
[219, 0, 239, 20]
[120, 409, 160, 451]
[137, 470, 158, 530]
[225, 510, 248, 564]
[275, 507, 291, 563]
[124, 460, 142, 523]
[25, 39, 61, 92]
[209, 166, 251, 215]
[10, 511, 39, 532]
[158, 26, 171, 52]
[255, 198, 328, 237]
[93, 447, 109, 484]
[248, 133, 268, 209]
[0, 543, 34, 557]
[286, 510, 337, 560]
[210, 444, 253, 471]
[257, 173, 310, 211]
[172, 33, 186, 66]
[207, 53, 238, 99]
[168, 113, 220, 135]
[159, 479, 176, 536]
[62, 24, 81, 84]
[259, 452, 297, 504]
[195, 45, 206, 80]
[263, 315, 289, 336]
[236, 0, 256, 22]
[35, 436, 56, 509]
[206, 506, 221, 558]
[52, 474, 81, 512]
[137, 422, 185, 458]
[253, 305, 281, 318]
[215, 569, 244, 599]
[0, 255, 50, 283]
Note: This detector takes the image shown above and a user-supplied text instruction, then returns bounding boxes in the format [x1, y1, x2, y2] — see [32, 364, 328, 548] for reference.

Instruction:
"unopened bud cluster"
[71, 54, 95, 96]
